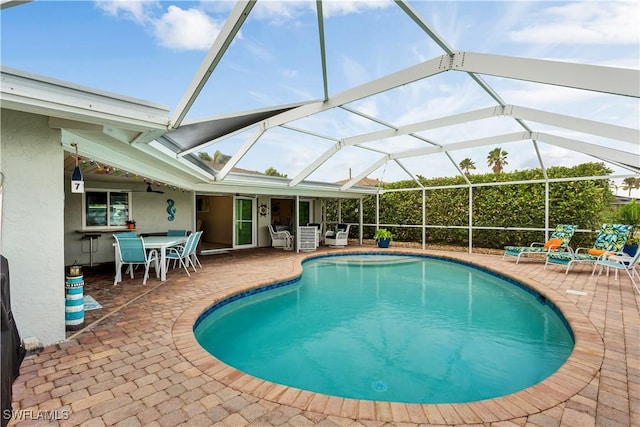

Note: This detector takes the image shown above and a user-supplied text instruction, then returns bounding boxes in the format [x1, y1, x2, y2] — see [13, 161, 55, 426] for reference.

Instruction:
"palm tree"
[487, 147, 508, 174]
[622, 177, 640, 196]
[459, 158, 476, 175]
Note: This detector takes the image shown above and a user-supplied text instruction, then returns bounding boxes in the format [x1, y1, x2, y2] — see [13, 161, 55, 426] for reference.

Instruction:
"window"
[84, 190, 131, 228]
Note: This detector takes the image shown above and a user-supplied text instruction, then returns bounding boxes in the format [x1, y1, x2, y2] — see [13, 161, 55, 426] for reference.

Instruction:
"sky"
[1, 0, 639, 194]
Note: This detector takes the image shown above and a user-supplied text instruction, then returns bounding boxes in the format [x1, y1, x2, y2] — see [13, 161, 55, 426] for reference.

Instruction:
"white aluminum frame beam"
[217, 55, 450, 181]
[170, 1, 255, 128]
[505, 105, 639, 144]
[292, 102, 638, 188]
[452, 52, 639, 98]
[289, 106, 499, 186]
[537, 133, 640, 166]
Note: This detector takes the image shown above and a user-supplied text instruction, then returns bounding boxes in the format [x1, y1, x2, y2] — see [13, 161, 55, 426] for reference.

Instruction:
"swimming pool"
[194, 253, 574, 404]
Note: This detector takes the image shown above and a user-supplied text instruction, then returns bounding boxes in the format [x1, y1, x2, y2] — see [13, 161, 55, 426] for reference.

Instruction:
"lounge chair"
[545, 224, 632, 274]
[590, 250, 640, 294]
[503, 224, 577, 263]
[325, 223, 350, 247]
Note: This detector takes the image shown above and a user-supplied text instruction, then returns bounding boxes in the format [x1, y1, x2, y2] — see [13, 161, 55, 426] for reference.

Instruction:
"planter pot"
[623, 243, 638, 257]
[127, 223, 135, 230]
[377, 238, 391, 248]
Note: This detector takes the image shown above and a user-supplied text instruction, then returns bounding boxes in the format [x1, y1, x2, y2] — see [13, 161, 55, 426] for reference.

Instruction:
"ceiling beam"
[536, 133, 640, 167]
[505, 105, 639, 144]
[451, 52, 640, 98]
[170, 1, 255, 128]
[341, 156, 389, 191]
[217, 125, 266, 180]
[288, 106, 501, 186]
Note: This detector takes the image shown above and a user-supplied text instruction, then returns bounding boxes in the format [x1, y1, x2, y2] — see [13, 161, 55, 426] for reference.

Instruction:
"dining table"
[113, 235, 187, 283]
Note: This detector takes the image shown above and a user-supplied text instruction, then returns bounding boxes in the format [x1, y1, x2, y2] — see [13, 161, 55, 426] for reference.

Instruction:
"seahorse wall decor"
[167, 199, 176, 221]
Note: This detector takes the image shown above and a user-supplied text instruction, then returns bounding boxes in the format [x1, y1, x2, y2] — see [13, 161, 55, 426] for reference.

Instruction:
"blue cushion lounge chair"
[590, 249, 640, 294]
[545, 224, 632, 274]
[504, 224, 577, 263]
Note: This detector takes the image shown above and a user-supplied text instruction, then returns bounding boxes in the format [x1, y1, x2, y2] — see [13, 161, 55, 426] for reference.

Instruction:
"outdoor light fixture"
[70, 143, 84, 193]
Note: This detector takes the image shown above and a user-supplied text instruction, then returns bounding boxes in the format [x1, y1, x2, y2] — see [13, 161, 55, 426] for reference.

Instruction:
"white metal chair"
[165, 232, 200, 277]
[325, 224, 351, 247]
[590, 250, 640, 294]
[268, 225, 293, 249]
[113, 235, 159, 285]
[187, 231, 203, 269]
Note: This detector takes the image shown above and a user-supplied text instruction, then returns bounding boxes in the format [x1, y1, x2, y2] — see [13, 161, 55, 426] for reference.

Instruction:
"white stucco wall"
[1, 109, 66, 346]
[64, 182, 195, 266]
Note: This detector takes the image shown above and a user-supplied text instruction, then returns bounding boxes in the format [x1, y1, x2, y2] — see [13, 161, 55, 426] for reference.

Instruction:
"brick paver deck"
[7, 246, 639, 426]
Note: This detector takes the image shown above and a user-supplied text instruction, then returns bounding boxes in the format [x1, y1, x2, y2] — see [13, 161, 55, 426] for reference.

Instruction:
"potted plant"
[614, 200, 640, 256]
[125, 219, 136, 230]
[374, 228, 393, 248]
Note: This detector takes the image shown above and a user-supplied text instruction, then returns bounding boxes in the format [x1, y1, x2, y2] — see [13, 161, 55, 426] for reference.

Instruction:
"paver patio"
[7, 245, 639, 426]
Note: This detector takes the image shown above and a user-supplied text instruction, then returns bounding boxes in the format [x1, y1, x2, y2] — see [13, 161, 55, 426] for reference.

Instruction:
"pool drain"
[371, 380, 388, 392]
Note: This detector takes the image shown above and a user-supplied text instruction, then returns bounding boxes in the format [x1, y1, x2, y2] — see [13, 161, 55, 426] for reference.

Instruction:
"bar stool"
[81, 233, 102, 266]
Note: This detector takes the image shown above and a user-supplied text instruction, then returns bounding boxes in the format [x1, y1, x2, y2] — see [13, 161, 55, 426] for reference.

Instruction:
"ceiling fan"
[146, 183, 165, 194]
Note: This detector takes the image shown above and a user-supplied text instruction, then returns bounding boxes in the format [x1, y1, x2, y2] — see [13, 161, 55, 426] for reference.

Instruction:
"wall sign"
[167, 199, 176, 221]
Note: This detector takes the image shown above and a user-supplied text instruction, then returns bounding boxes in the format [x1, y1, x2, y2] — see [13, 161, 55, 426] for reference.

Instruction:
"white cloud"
[93, 0, 159, 25]
[320, 0, 394, 18]
[154, 5, 223, 51]
[508, 1, 639, 45]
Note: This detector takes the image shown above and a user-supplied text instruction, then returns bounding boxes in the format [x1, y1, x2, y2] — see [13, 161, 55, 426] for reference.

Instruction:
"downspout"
[375, 193, 380, 233]
[545, 181, 550, 241]
[468, 185, 473, 254]
[295, 195, 299, 253]
[359, 197, 363, 246]
[422, 188, 426, 250]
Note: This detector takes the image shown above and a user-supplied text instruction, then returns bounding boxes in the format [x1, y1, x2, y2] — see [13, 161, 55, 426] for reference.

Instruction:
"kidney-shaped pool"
[194, 254, 574, 404]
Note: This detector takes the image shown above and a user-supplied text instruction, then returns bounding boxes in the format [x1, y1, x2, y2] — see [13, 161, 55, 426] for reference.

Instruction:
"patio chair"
[268, 225, 293, 249]
[590, 250, 640, 294]
[325, 224, 351, 247]
[503, 224, 577, 264]
[165, 231, 200, 277]
[187, 231, 203, 269]
[113, 235, 159, 285]
[545, 224, 632, 274]
[113, 232, 137, 238]
[167, 229, 187, 237]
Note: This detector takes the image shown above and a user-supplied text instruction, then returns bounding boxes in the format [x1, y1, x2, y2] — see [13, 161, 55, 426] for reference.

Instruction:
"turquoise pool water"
[194, 254, 574, 403]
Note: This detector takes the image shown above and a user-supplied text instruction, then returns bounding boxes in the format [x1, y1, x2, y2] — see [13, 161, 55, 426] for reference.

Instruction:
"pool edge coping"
[172, 248, 604, 424]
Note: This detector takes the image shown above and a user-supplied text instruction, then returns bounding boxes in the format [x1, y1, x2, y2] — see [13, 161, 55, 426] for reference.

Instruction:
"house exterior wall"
[257, 195, 270, 247]
[1, 109, 66, 346]
[64, 183, 195, 266]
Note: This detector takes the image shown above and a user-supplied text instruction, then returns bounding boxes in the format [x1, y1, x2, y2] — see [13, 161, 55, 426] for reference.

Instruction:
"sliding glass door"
[234, 197, 255, 248]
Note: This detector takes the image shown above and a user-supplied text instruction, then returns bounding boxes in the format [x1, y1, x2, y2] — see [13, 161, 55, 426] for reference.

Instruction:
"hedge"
[326, 162, 613, 249]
